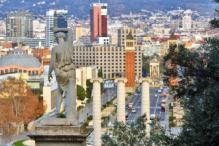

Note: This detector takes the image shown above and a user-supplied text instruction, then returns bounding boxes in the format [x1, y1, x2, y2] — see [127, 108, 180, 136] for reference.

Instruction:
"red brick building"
[32, 48, 51, 63]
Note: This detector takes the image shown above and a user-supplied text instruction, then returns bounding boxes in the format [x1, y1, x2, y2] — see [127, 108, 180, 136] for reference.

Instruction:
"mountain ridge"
[0, 0, 216, 18]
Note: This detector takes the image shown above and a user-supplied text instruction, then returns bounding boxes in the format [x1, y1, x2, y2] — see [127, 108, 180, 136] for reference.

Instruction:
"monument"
[28, 28, 93, 146]
[150, 56, 160, 83]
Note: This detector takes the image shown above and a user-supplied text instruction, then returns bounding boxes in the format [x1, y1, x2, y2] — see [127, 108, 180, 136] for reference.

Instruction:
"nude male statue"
[48, 28, 76, 116]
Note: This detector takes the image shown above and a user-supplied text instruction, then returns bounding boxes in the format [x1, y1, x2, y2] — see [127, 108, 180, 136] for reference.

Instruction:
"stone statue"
[48, 28, 78, 125]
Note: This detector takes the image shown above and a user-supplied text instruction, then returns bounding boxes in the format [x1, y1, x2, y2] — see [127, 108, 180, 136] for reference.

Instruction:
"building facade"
[142, 41, 160, 56]
[90, 3, 108, 43]
[182, 15, 192, 29]
[6, 11, 33, 38]
[118, 26, 137, 46]
[72, 45, 142, 79]
[73, 26, 83, 41]
[46, 10, 68, 48]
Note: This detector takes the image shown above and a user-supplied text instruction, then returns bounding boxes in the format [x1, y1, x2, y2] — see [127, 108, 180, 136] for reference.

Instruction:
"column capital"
[91, 78, 103, 83]
[115, 78, 127, 83]
[139, 78, 152, 83]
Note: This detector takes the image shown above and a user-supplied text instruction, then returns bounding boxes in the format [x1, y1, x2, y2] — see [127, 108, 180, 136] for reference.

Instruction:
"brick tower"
[125, 32, 135, 88]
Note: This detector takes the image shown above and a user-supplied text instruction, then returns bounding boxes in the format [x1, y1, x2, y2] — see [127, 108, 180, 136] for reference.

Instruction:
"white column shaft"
[117, 81, 125, 123]
[93, 81, 101, 146]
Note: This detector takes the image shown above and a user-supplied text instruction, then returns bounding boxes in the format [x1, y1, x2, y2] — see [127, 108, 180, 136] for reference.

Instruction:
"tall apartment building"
[182, 15, 192, 29]
[169, 20, 182, 28]
[118, 26, 137, 46]
[73, 26, 83, 41]
[46, 10, 68, 48]
[90, 3, 108, 43]
[142, 41, 161, 56]
[6, 11, 33, 38]
[72, 45, 142, 79]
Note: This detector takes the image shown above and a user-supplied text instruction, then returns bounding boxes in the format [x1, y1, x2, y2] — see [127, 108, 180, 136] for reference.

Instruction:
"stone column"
[139, 78, 151, 133]
[115, 78, 127, 123]
[91, 78, 103, 146]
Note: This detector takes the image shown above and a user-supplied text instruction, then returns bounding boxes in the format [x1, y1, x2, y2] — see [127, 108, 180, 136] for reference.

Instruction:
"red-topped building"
[90, 3, 108, 43]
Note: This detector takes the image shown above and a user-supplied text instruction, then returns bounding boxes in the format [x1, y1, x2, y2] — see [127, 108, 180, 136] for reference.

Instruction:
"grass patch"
[13, 139, 29, 146]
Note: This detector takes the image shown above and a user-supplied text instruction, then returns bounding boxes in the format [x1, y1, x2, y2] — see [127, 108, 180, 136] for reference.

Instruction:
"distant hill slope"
[0, 0, 216, 18]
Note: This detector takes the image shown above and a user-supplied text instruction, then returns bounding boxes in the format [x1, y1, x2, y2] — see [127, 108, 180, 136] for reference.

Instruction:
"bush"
[57, 112, 66, 118]
[169, 116, 176, 121]
[87, 115, 93, 121]
[169, 121, 176, 127]
[77, 106, 84, 111]
[101, 121, 106, 127]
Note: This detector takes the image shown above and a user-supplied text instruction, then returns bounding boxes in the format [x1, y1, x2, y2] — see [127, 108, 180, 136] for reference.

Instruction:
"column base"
[28, 124, 93, 146]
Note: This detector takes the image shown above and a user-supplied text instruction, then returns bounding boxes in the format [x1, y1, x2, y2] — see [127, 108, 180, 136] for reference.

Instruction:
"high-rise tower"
[90, 2, 108, 43]
[46, 9, 68, 48]
[6, 11, 33, 38]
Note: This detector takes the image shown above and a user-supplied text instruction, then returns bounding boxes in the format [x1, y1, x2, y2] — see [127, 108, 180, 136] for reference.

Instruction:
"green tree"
[102, 114, 176, 146]
[210, 0, 219, 28]
[163, 39, 219, 145]
[98, 67, 103, 78]
[86, 79, 93, 99]
[77, 85, 86, 101]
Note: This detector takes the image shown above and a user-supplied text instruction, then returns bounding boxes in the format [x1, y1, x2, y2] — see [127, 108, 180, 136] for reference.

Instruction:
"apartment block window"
[108, 66, 110, 68]
[108, 63, 110, 65]
[104, 63, 106, 65]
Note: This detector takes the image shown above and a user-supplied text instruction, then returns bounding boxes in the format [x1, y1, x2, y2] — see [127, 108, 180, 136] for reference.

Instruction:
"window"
[32, 71, 35, 75]
[14, 68, 17, 73]
[36, 71, 38, 75]
[10, 68, 13, 73]
[1, 70, 3, 74]
[5, 69, 8, 74]
[23, 70, 26, 73]
[28, 71, 31, 75]
[19, 69, 22, 73]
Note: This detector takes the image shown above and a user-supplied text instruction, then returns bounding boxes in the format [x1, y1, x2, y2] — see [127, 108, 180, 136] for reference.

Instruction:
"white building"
[46, 9, 68, 48]
[96, 36, 110, 45]
[78, 37, 91, 46]
[142, 41, 160, 56]
[182, 15, 192, 29]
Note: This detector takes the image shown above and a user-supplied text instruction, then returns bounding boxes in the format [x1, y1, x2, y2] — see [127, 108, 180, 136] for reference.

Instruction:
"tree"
[98, 67, 103, 78]
[77, 84, 86, 101]
[210, 0, 219, 28]
[163, 39, 219, 145]
[86, 79, 93, 99]
[102, 114, 176, 146]
[0, 77, 46, 143]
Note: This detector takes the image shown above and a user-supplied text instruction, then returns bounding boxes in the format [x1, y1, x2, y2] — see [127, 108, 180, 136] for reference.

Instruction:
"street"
[126, 87, 167, 124]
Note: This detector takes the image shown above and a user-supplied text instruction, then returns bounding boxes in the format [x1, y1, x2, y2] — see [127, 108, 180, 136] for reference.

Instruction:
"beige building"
[73, 26, 83, 41]
[117, 26, 137, 46]
[72, 45, 142, 79]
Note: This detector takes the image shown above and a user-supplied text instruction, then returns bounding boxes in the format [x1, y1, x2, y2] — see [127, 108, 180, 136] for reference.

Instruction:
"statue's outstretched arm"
[52, 28, 73, 44]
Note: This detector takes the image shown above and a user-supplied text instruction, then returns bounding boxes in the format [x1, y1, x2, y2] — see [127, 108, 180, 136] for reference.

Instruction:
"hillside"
[0, 0, 216, 18]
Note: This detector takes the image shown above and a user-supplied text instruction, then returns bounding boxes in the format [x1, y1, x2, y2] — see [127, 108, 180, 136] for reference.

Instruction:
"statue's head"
[56, 32, 66, 43]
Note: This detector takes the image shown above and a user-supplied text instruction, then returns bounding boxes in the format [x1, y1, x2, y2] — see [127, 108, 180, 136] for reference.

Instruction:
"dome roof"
[0, 54, 41, 68]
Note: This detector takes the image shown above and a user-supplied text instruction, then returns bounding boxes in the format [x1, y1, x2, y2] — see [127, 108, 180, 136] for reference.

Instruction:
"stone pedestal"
[139, 78, 152, 133]
[115, 78, 127, 123]
[91, 78, 103, 146]
[28, 124, 93, 146]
